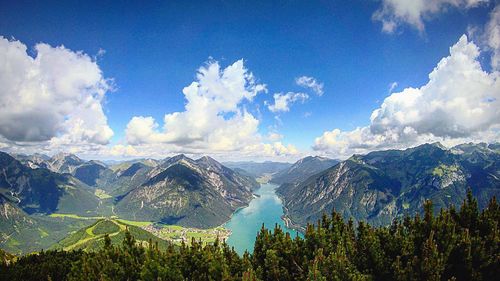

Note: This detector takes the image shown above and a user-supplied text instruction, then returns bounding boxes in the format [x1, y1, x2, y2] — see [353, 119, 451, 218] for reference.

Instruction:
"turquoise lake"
[224, 183, 303, 255]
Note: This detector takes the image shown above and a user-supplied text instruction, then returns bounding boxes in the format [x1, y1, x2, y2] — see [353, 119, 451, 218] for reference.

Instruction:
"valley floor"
[52, 213, 232, 247]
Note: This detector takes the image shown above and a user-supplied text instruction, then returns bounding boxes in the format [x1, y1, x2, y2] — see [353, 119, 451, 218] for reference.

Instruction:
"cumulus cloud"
[125, 60, 265, 151]
[0, 37, 113, 147]
[314, 35, 500, 158]
[266, 132, 283, 142]
[266, 92, 309, 113]
[373, 0, 488, 33]
[108, 144, 140, 157]
[105, 141, 300, 162]
[295, 76, 324, 96]
[486, 5, 500, 70]
[243, 142, 299, 158]
[122, 59, 299, 160]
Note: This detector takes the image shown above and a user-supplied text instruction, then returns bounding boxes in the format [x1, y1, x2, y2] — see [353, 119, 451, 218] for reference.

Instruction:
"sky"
[0, 0, 499, 162]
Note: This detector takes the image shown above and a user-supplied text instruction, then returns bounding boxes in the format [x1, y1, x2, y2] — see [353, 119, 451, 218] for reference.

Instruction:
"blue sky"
[0, 0, 498, 161]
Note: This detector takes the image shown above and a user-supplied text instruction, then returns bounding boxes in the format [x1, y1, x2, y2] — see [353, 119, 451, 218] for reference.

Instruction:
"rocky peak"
[50, 152, 83, 165]
[196, 156, 224, 171]
[47, 153, 85, 174]
[149, 154, 198, 178]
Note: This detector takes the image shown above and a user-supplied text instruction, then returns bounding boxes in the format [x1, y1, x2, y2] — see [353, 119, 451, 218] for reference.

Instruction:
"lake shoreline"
[280, 207, 306, 233]
[223, 182, 303, 254]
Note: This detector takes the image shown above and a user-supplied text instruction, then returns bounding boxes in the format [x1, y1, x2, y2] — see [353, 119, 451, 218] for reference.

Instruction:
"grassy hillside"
[50, 219, 170, 251]
[2, 194, 498, 281]
[0, 211, 97, 255]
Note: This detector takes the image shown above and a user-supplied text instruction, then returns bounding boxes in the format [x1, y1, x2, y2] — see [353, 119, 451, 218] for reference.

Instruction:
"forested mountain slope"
[278, 143, 500, 229]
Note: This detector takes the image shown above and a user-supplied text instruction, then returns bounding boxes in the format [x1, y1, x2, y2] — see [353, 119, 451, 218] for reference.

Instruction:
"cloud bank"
[314, 35, 500, 158]
[0, 40, 300, 160]
[486, 5, 500, 70]
[123, 60, 299, 159]
[373, 0, 489, 33]
[0, 37, 113, 150]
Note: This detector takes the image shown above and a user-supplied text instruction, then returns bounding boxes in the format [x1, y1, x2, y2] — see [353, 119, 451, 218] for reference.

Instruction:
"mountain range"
[277, 142, 500, 230]
[270, 156, 339, 185]
[0, 152, 258, 253]
[1, 142, 499, 254]
[223, 161, 292, 177]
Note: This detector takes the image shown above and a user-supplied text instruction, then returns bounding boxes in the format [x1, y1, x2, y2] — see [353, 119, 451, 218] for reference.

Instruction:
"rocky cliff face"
[45, 153, 86, 174]
[277, 143, 500, 229]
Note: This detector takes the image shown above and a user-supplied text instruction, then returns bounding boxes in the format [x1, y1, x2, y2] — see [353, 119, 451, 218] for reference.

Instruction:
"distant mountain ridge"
[271, 156, 339, 185]
[223, 161, 292, 177]
[0, 151, 100, 215]
[15, 152, 116, 188]
[277, 142, 500, 230]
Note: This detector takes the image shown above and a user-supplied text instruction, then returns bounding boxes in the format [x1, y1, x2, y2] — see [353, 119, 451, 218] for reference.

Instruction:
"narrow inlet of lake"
[224, 183, 303, 255]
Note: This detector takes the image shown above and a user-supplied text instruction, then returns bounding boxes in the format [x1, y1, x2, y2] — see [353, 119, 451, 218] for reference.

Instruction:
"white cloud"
[266, 92, 309, 113]
[125, 116, 161, 145]
[389, 81, 398, 92]
[0, 35, 303, 161]
[0, 50, 301, 161]
[243, 142, 299, 158]
[373, 0, 489, 33]
[266, 132, 283, 142]
[103, 140, 300, 162]
[0, 37, 113, 147]
[295, 76, 324, 96]
[125, 60, 266, 151]
[122, 59, 300, 160]
[486, 5, 500, 70]
[314, 35, 500, 158]
[108, 144, 140, 157]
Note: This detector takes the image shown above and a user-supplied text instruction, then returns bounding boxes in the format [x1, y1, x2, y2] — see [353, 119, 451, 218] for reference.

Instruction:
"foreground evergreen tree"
[1, 192, 499, 280]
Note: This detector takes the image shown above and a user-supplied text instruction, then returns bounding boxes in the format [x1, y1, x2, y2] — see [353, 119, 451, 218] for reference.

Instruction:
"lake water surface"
[224, 183, 303, 255]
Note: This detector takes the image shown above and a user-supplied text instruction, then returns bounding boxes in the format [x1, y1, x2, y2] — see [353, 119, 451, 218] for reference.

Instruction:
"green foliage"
[1, 194, 499, 280]
[431, 164, 459, 177]
[92, 220, 120, 235]
[0, 249, 83, 281]
[278, 143, 500, 228]
[49, 219, 170, 252]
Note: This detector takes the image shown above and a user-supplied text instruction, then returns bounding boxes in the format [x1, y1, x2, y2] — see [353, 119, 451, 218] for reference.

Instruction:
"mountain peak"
[196, 156, 227, 173]
[51, 152, 82, 162]
[429, 142, 446, 150]
[166, 154, 190, 163]
[197, 155, 221, 166]
[199, 155, 216, 161]
[271, 155, 339, 185]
